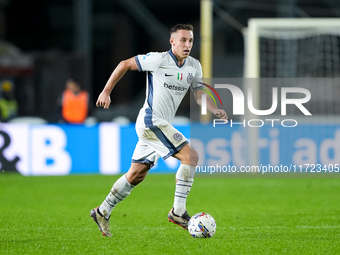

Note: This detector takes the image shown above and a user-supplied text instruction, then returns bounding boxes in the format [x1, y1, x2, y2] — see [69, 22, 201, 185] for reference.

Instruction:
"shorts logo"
[173, 133, 183, 141]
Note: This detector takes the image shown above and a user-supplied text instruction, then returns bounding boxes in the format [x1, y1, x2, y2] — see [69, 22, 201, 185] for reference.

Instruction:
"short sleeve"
[191, 60, 204, 90]
[196, 61, 203, 79]
[134, 52, 163, 72]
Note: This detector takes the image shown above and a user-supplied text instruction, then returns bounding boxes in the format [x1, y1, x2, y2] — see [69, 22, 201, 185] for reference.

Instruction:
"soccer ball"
[188, 212, 216, 238]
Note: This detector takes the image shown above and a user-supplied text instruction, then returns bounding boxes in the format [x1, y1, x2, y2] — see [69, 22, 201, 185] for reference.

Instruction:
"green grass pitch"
[1, 173, 340, 254]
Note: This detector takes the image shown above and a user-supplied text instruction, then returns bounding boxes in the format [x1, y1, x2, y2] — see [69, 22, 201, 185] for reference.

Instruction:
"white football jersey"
[134, 50, 203, 128]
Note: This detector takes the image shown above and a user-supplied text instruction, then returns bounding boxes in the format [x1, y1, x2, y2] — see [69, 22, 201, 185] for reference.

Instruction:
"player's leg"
[135, 123, 196, 229]
[173, 143, 199, 166]
[125, 162, 151, 185]
[91, 163, 150, 237]
[99, 162, 150, 217]
[167, 144, 198, 229]
[173, 145, 199, 214]
[91, 140, 158, 237]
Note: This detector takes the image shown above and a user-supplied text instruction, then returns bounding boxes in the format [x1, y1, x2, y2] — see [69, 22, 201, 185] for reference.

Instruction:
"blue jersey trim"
[131, 159, 154, 168]
[163, 140, 189, 160]
[191, 85, 204, 90]
[144, 72, 154, 127]
[135, 56, 143, 72]
[149, 126, 177, 155]
[168, 50, 186, 68]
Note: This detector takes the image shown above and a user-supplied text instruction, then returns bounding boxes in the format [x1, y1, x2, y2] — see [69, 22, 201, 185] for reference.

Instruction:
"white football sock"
[173, 164, 195, 216]
[99, 174, 135, 219]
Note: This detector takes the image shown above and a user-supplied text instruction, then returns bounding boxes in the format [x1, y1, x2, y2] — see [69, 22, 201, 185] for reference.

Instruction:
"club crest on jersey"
[173, 133, 183, 141]
[187, 73, 194, 84]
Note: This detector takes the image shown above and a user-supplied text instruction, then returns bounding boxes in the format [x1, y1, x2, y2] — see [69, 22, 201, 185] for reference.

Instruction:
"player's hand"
[96, 92, 111, 109]
[214, 109, 228, 120]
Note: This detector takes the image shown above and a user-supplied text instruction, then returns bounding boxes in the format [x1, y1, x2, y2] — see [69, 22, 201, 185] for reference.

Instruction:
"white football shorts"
[131, 123, 188, 167]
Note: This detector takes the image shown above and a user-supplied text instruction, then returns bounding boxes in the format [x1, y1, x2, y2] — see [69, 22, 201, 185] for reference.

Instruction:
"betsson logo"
[200, 84, 312, 128]
[163, 82, 187, 91]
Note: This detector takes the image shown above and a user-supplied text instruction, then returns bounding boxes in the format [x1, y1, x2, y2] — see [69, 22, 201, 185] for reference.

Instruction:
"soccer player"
[91, 23, 227, 237]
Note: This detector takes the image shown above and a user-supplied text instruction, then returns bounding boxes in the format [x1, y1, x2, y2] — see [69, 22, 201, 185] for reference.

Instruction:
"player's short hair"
[170, 24, 194, 36]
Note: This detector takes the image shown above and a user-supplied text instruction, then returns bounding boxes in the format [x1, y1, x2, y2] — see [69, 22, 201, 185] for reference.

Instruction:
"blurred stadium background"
[0, 0, 340, 175]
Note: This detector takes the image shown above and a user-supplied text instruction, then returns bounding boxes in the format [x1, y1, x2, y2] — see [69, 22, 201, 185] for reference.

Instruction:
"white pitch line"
[217, 225, 340, 230]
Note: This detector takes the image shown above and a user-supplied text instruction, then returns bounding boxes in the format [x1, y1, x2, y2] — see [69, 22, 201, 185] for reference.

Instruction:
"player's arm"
[194, 89, 228, 120]
[96, 57, 138, 109]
